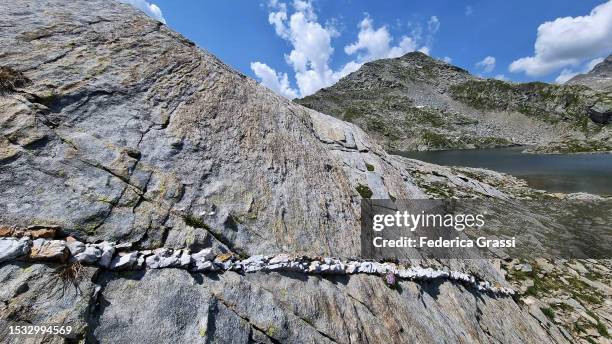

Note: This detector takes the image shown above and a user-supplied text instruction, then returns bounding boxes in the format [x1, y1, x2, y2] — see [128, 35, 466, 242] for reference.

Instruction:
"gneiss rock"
[29, 239, 69, 262]
[516, 263, 533, 273]
[97, 242, 116, 268]
[240, 254, 267, 272]
[0, 262, 98, 343]
[0, 226, 13, 237]
[109, 251, 139, 270]
[25, 226, 58, 239]
[0, 237, 30, 262]
[66, 237, 86, 255]
[74, 244, 103, 264]
[0, 0, 429, 260]
[145, 248, 191, 269]
[0, 226, 57, 239]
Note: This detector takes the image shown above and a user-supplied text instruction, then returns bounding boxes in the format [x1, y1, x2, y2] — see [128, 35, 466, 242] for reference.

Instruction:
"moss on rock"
[355, 183, 373, 199]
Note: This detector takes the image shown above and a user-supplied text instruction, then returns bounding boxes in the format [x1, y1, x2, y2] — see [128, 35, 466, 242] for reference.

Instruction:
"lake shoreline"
[394, 147, 612, 196]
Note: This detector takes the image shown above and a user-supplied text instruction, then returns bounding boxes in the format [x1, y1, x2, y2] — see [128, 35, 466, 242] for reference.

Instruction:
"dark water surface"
[395, 147, 612, 196]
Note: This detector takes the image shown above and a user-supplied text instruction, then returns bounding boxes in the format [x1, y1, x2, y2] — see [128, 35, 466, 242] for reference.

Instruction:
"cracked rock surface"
[0, 0, 590, 343]
[0, 0, 429, 257]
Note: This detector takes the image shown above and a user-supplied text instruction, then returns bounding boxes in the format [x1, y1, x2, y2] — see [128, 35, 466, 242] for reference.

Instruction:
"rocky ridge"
[567, 55, 612, 93]
[297, 52, 612, 153]
[0, 0, 606, 343]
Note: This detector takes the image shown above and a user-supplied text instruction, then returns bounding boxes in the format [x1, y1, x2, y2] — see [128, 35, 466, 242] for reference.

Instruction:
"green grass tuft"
[540, 307, 555, 321]
[183, 214, 210, 230]
[355, 183, 373, 199]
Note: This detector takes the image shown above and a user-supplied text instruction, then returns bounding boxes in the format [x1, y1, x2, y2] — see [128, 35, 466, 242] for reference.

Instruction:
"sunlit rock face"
[0, 0, 432, 258]
[568, 55, 612, 93]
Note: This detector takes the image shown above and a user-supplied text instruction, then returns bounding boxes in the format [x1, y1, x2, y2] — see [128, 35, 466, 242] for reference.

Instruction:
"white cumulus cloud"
[251, 1, 439, 98]
[250, 62, 299, 99]
[510, 0, 612, 77]
[252, 0, 341, 98]
[344, 16, 421, 62]
[117, 0, 166, 23]
[476, 56, 496, 73]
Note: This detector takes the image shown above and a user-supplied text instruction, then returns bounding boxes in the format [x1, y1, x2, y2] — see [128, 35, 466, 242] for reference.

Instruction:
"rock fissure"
[244, 278, 344, 343]
[84, 269, 110, 343]
[211, 294, 284, 344]
[21, 48, 74, 72]
[345, 292, 377, 317]
[182, 216, 246, 257]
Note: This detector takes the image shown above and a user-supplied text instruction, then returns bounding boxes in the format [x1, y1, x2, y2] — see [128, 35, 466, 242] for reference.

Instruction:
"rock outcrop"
[0, 0, 601, 343]
[588, 101, 612, 125]
[567, 55, 612, 93]
[0, 0, 430, 257]
[296, 52, 611, 153]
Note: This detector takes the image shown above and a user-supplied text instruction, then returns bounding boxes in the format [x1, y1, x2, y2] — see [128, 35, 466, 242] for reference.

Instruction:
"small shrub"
[553, 303, 574, 312]
[586, 310, 610, 338]
[540, 307, 555, 321]
[574, 322, 586, 333]
[365, 163, 375, 172]
[183, 214, 210, 230]
[571, 290, 602, 304]
[343, 107, 361, 122]
[266, 326, 277, 337]
[421, 131, 451, 148]
[525, 285, 539, 296]
[384, 272, 397, 288]
[52, 261, 85, 299]
[56, 261, 84, 283]
[355, 183, 373, 199]
[596, 320, 609, 338]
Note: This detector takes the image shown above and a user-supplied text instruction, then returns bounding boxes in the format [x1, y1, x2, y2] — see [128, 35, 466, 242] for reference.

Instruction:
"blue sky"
[121, 0, 612, 98]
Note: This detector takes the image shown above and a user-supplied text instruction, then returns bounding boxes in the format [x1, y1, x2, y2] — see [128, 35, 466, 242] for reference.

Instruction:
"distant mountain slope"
[567, 55, 612, 92]
[297, 52, 611, 153]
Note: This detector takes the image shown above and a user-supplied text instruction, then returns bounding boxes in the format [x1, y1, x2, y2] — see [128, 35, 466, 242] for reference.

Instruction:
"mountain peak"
[399, 50, 432, 61]
[566, 54, 612, 92]
[310, 51, 473, 100]
[298, 50, 608, 153]
[364, 50, 457, 70]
